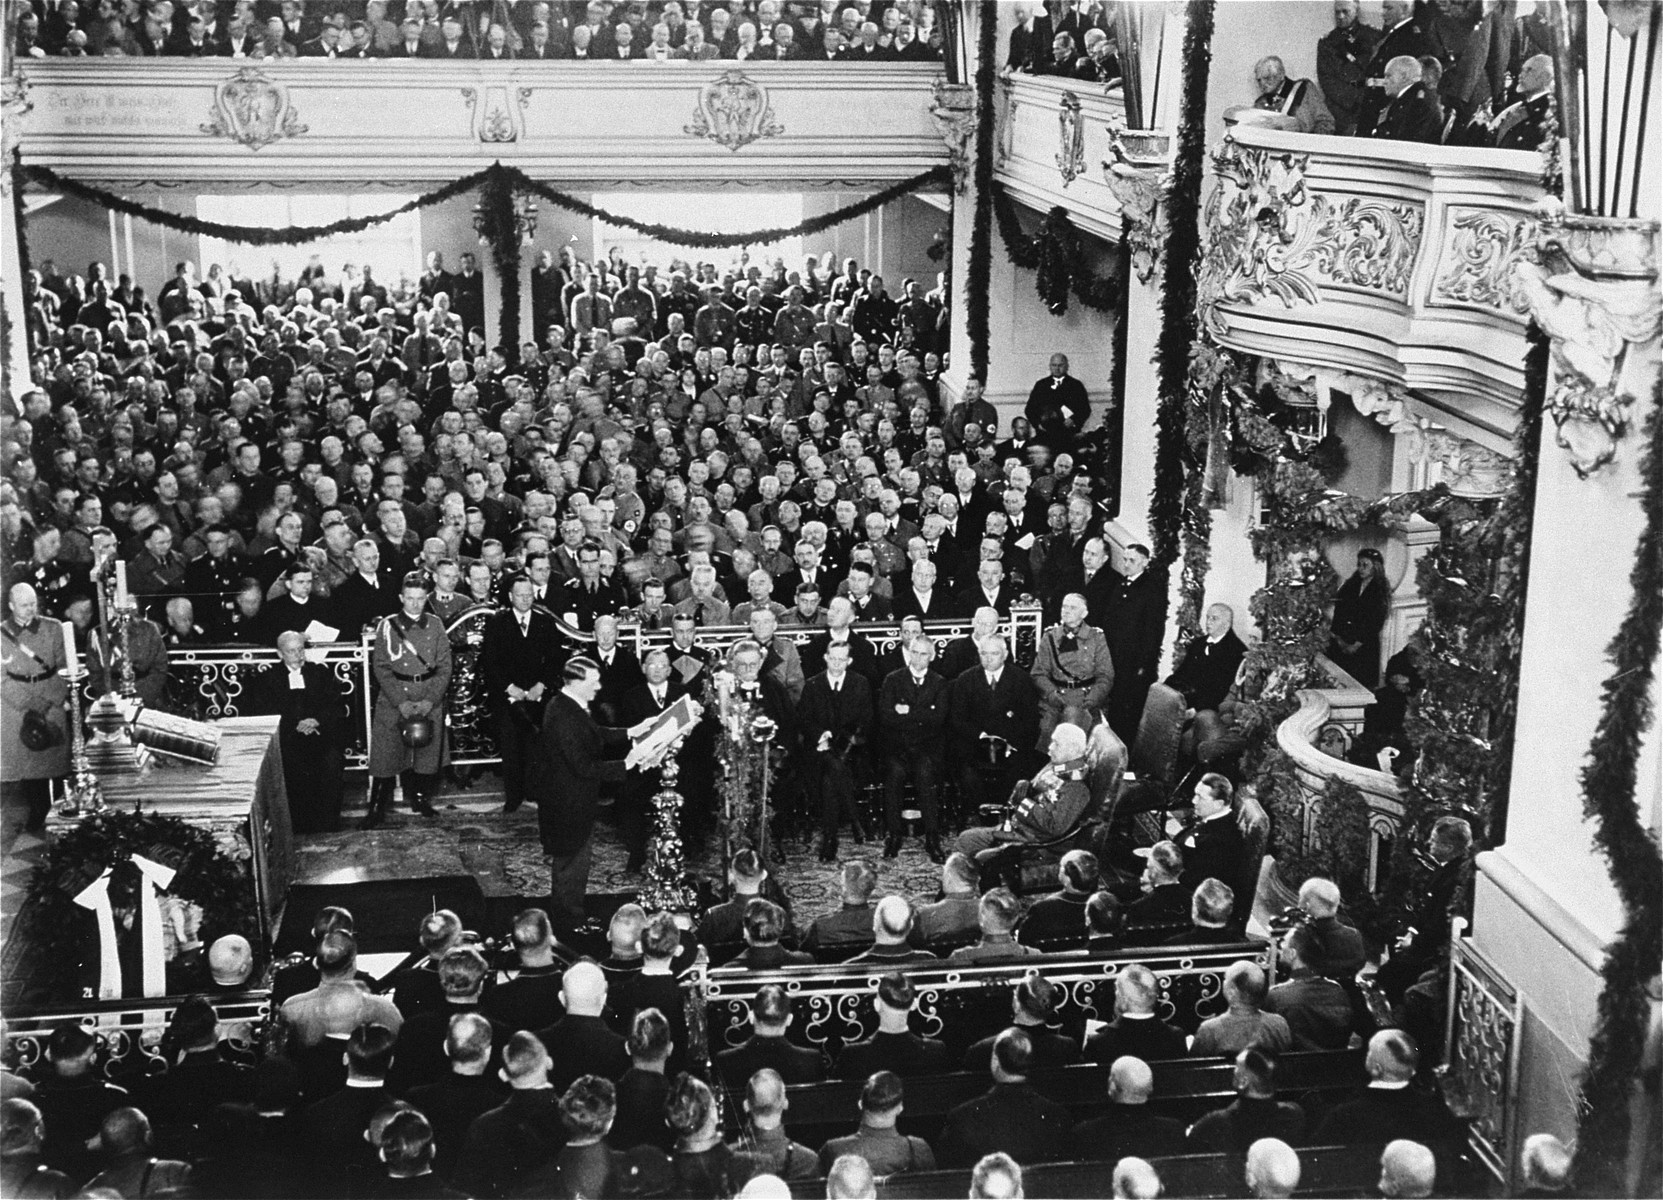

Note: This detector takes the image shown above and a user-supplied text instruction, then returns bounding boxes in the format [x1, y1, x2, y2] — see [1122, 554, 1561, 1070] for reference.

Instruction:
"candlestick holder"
[108, 596, 140, 700]
[640, 734, 699, 918]
[56, 664, 105, 817]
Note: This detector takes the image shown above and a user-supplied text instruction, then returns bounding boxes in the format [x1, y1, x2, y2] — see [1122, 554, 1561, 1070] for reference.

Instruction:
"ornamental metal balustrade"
[123, 604, 1046, 770]
[1, 992, 273, 1083]
[687, 938, 1274, 1075]
[1439, 917, 1524, 1190]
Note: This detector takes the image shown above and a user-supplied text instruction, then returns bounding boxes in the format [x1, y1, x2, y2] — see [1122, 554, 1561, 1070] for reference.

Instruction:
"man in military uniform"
[1492, 54, 1555, 150]
[1318, 0, 1383, 135]
[1356, 0, 1440, 136]
[182, 525, 252, 639]
[1, 583, 71, 831]
[13, 526, 86, 619]
[1030, 592, 1115, 744]
[363, 572, 452, 828]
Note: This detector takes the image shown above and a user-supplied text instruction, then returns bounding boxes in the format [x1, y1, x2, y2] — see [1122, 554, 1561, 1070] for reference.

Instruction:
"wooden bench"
[716, 1050, 1367, 1149]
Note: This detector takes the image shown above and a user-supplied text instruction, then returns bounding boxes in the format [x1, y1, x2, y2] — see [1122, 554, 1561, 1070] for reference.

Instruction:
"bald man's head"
[1108, 1056, 1155, 1104]
[1379, 1140, 1436, 1198]
[562, 961, 608, 1016]
[1246, 1138, 1301, 1198]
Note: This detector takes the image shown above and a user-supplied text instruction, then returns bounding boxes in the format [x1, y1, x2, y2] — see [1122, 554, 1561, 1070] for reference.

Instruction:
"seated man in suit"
[802, 860, 878, 959]
[1068, 1056, 1187, 1163]
[816, 1071, 937, 1178]
[848, 896, 939, 967]
[1177, 772, 1253, 926]
[1083, 964, 1188, 1065]
[1191, 960, 1292, 1058]
[934, 1028, 1071, 1168]
[949, 886, 1040, 964]
[961, 974, 1082, 1073]
[1294, 876, 1367, 981]
[715, 985, 825, 1087]
[915, 853, 982, 947]
[953, 722, 1092, 860]
[1264, 925, 1356, 1051]
[1313, 1029, 1458, 1152]
[1122, 841, 1190, 928]
[724, 899, 813, 970]
[799, 639, 875, 862]
[1185, 1046, 1307, 1154]
[831, 972, 950, 1080]
[1165, 602, 1247, 734]
[1022, 849, 1101, 947]
[1162, 878, 1248, 945]
[533, 962, 629, 1095]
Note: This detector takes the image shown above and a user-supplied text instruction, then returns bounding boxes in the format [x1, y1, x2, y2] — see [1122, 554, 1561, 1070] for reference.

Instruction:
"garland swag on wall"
[17, 161, 949, 362]
[1573, 379, 1663, 1198]
[989, 184, 1120, 315]
[1147, 0, 1216, 571]
[967, 0, 998, 380]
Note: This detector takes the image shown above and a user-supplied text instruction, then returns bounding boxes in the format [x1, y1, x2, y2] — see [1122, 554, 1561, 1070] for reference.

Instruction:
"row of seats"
[781, 1144, 1422, 1200]
[711, 1050, 1368, 1148]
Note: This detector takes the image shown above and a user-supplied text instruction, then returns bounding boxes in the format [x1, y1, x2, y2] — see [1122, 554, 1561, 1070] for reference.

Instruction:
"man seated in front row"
[953, 723, 1094, 860]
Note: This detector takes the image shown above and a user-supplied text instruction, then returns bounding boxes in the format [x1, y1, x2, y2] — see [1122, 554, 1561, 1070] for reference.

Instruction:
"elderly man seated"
[953, 722, 1095, 861]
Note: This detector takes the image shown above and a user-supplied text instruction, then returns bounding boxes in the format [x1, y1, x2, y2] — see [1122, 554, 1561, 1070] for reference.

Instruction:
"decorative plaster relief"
[1434, 207, 1538, 317]
[1102, 122, 1171, 285]
[1056, 91, 1086, 186]
[460, 85, 527, 143]
[684, 69, 784, 152]
[0, 75, 31, 197]
[929, 80, 977, 195]
[1198, 137, 1423, 337]
[199, 68, 307, 150]
[1516, 202, 1662, 478]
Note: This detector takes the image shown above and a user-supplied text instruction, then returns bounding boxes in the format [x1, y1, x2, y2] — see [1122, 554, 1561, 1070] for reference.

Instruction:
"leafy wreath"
[22, 809, 259, 1001]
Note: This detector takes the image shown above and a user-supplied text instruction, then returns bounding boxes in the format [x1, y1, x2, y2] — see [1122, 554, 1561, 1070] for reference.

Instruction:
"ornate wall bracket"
[928, 79, 977, 195]
[684, 69, 784, 152]
[1515, 201, 1662, 478]
[1197, 134, 1423, 337]
[1101, 121, 1171, 285]
[199, 67, 307, 150]
[1055, 91, 1085, 186]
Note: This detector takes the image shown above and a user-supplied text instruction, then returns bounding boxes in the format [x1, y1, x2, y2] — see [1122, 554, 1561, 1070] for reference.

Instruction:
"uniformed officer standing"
[1, 583, 71, 831]
[363, 571, 452, 829]
[182, 526, 252, 638]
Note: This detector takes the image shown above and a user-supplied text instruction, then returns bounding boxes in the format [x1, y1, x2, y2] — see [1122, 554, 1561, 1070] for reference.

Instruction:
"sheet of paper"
[1014, 533, 1036, 550]
[303, 620, 340, 644]
[625, 694, 700, 770]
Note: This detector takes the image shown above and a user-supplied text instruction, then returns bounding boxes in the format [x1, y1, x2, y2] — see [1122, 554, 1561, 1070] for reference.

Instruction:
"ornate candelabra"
[56, 662, 105, 817]
[108, 596, 140, 700]
[639, 735, 699, 918]
[750, 714, 779, 867]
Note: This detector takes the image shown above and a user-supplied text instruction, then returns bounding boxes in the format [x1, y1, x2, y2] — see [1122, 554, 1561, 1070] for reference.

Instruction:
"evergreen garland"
[988, 185, 1120, 315]
[1572, 378, 1663, 1196]
[967, 0, 997, 379]
[1147, 0, 1216, 569]
[473, 164, 524, 362]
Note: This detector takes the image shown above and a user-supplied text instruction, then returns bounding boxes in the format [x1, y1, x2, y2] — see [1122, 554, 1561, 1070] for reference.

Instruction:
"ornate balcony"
[9, 60, 949, 186]
[992, 71, 1130, 243]
[1197, 123, 1546, 437]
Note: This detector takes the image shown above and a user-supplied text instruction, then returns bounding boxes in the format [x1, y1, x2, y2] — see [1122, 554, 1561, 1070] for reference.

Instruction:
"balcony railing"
[992, 71, 1129, 242]
[11, 59, 948, 185]
[1197, 122, 1545, 429]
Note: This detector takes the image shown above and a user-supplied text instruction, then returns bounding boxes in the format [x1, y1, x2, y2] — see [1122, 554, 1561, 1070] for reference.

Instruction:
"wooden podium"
[47, 716, 294, 943]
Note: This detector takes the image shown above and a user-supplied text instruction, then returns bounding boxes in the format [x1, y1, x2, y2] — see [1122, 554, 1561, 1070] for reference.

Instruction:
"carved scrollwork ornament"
[929, 80, 977, 196]
[1, 75, 32, 198]
[200, 67, 307, 151]
[1515, 197, 1662, 478]
[1197, 135, 1423, 337]
[1056, 91, 1085, 185]
[684, 69, 784, 152]
[1102, 120, 1172, 285]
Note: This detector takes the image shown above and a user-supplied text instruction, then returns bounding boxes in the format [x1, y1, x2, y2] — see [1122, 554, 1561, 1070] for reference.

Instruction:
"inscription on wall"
[42, 89, 185, 132]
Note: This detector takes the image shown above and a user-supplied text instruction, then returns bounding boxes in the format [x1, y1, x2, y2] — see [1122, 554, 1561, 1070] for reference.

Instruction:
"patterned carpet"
[294, 778, 948, 931]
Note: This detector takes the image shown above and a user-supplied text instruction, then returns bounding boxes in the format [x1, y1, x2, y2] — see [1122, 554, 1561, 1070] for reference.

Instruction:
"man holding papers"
[532, 655, 700, 931]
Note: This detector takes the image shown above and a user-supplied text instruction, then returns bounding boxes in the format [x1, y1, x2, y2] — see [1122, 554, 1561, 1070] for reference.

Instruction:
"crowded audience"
[11, 0, 946, 62]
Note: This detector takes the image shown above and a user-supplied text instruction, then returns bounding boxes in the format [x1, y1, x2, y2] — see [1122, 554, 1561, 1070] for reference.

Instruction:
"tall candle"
[62, 617, 79, 675]
[114, 560, 129, 608]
